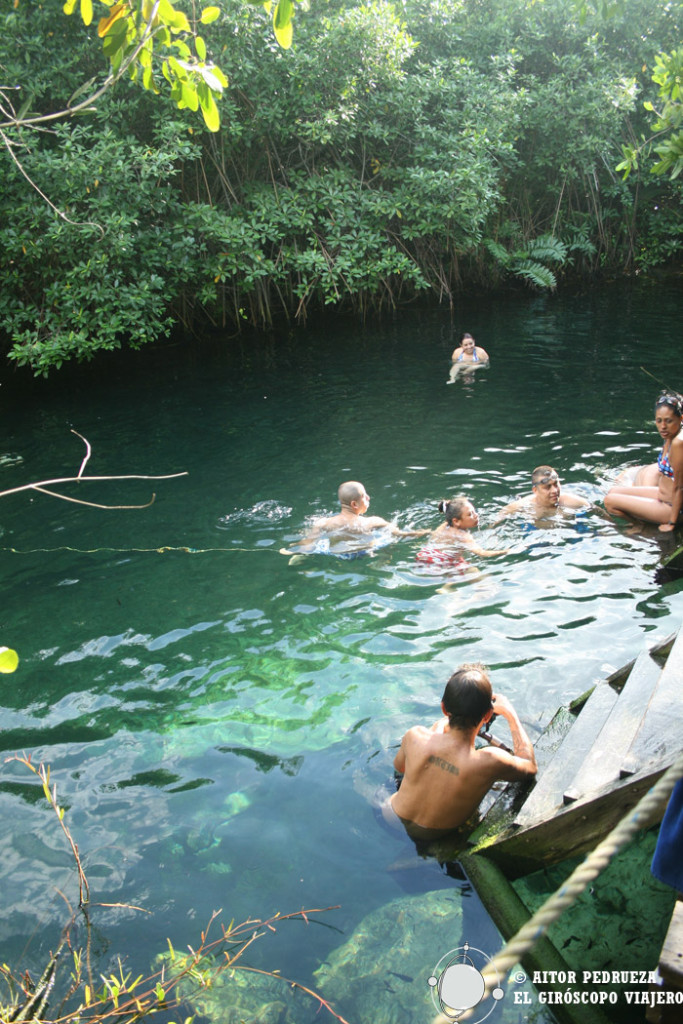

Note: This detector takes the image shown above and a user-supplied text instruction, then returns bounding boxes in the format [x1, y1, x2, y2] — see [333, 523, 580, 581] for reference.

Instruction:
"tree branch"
[29, 485, 157, 510]
[0, 432, 187, 508]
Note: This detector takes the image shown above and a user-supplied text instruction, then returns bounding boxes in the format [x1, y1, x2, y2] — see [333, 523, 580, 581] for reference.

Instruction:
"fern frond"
[513, 260, 557, 289]
[525, 234, 568, 264]
[483, 239, 510, 265]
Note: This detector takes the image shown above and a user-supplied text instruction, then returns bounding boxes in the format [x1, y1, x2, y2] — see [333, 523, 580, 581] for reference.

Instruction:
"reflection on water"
[0, 283, 682, 1022]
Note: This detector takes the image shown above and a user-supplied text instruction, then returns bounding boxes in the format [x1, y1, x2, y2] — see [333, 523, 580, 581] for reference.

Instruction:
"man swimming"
[389, 663, 537, 840]
[496, 465, 590, 520]
[280, 480, 428, 556]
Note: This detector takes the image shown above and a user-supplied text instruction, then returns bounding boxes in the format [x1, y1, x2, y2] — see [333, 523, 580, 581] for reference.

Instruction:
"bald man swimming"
[280, 480, 428, 557]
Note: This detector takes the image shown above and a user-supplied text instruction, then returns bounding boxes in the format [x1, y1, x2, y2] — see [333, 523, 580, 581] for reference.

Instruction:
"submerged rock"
[164, 891, 466, 1024]
[164, 959, 298, 1024]
[314, 890, 464, 1024]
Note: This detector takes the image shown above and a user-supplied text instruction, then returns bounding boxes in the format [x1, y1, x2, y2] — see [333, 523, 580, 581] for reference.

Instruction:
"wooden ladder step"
[563, 650, 661, 804]
[621, 628, 683, 777]
[514, 682, 618, 829]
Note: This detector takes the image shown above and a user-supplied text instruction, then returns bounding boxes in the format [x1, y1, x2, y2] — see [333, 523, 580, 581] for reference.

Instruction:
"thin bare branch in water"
[6, 755, 90, 907]
[95, 902, 152, 914]
[0, 473, 187, 501]
[29, 485, 156, 510]
[0, 430, 186, 505]
[72, 430, 92, 480]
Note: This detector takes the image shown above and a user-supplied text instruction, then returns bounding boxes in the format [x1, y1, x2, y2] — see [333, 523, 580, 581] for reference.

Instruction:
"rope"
[431, 749, 683, 1024]
[0, 545, 272, 555]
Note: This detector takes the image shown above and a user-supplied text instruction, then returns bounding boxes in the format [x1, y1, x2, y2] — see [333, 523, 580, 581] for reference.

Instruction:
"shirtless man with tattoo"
[389, 663, 537, 841]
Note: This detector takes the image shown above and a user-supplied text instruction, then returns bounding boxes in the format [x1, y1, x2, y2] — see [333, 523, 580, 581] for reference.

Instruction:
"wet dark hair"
[438, 495, 472, 525]
[442, 663, 493, 730]
[655, 391, 683, 418]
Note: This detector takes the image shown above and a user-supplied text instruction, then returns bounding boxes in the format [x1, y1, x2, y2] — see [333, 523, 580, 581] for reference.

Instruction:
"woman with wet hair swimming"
[451, 333, 489, 364]
[416, 496, 507, 567]
[604, 391, 683, 532]
[447, 333, 490, 383]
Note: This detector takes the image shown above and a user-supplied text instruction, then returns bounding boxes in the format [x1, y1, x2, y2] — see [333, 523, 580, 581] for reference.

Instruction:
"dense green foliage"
[1, 0, 681, 374]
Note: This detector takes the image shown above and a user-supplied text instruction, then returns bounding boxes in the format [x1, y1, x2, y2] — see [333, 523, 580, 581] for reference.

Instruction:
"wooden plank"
[563, 650, 661, 804]
[459, 854, 613, 1024]
[471, 761, 669, 878]
[659, 901, 683, 987]
[621, 628, 683, 777]
[600, 632, 675, 690]
[469, 707, 574, 847]
[514, 683, 618, 829]
[467, 633, 681, 875]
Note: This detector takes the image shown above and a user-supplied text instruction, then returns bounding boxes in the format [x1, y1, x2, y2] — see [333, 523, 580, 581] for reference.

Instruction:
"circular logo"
[428, 942, 504, 1022]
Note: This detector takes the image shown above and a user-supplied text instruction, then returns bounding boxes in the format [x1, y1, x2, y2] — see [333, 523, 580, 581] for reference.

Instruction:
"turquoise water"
[0, 282, 681, 1022]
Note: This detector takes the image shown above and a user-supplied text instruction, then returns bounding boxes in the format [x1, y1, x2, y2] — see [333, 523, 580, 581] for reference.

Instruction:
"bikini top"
[457, 349, 479, 362]
[658, 446, 675, 479]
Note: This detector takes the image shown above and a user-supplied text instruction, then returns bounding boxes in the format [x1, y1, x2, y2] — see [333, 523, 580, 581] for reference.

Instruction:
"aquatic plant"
[0, 753, 350, 1024]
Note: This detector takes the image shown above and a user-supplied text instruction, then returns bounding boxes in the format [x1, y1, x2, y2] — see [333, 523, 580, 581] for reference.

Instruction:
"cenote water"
[0, 281, 682, 1024]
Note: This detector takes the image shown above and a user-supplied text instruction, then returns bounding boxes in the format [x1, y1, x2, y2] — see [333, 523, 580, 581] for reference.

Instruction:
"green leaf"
[273, 0, 294, 49]
[167, 55, 185, 80]
[181, 81, 199, 111]
[171, 39, 192, 59]
[97, 4, 128, 38]
[200, 66, 225, 94]
[158, 0, 190, 33]
[513, 260, 557, 289]
[198, 84, 220, 131]
[195, 35, 207, 61]
[142, 65, 158, 93]
[101, 16, 129, 58]
[484, 239, 510, 265]
[211, 66, 228, 89]
[200, 6, 221, 24]
[67, 76, 99, 107]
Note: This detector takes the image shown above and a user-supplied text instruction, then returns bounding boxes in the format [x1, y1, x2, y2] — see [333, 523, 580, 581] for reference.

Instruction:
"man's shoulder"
[559, 491, 590, 508]
[502, 496, 529, 514]
[317, 512, 355, 530]
[474, 744, 519, 773]
[315, 514, 339, 528]
[404, 724, 432, 741]
[401, 724, 437, 752]
[362, 515, 391, 529]
[475, 743, 537, 779]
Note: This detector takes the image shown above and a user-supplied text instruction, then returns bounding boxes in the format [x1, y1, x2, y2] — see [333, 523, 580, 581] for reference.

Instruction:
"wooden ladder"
[466, 629, 683, 877]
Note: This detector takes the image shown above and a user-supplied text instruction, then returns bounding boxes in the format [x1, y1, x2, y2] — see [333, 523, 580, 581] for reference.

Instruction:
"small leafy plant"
[0, 754, 349, 1024]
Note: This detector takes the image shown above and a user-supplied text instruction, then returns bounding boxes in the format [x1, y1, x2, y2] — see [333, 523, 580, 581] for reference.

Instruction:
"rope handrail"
[431, 749, 683, 1024]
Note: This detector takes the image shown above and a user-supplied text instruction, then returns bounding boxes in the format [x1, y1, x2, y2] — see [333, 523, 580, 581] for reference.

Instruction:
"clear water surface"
[0, 281, 681, 1022]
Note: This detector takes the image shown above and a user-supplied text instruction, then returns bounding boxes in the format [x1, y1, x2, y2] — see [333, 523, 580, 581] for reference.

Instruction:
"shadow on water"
[0, 282, 682, 1023]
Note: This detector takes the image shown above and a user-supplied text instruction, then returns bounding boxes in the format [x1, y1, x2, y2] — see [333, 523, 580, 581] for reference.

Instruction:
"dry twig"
[0, 431, 187, 510]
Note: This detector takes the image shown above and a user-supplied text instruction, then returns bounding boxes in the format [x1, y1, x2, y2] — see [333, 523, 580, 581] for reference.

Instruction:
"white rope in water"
[431, 750, 683, 1024]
